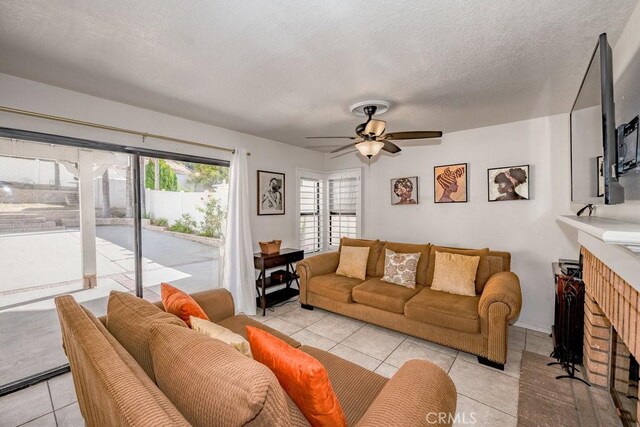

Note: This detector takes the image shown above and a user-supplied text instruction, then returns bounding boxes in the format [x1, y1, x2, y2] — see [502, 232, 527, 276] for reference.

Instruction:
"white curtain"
[222, 148, 256, 315]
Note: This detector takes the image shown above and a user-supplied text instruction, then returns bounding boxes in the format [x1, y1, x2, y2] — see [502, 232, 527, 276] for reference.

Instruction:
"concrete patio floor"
[0, 226, 220, 386]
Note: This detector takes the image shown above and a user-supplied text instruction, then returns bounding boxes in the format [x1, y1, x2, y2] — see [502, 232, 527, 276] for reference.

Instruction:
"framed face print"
[434, 163, 467, 203]
[258, 170, 285, 215]
[488, 165, 529, 202]
[390, 177, 418, 205]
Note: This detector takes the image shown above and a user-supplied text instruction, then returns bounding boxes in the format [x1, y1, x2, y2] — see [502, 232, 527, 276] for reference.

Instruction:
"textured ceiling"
[0, 1, 637, 151]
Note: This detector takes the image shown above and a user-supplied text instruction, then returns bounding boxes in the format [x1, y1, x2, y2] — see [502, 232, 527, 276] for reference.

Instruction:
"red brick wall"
[581, 248, 640, 389]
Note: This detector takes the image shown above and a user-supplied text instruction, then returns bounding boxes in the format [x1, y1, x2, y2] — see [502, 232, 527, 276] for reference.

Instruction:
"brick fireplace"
[582, 248, 639, 425]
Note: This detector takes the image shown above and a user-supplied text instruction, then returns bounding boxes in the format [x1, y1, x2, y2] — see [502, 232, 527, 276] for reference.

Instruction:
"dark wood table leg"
[261, 265, 267, 316]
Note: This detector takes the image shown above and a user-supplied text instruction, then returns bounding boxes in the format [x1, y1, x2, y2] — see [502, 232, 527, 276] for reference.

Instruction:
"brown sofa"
[55, 288, 457, 426]
[296, 238, 522, 368]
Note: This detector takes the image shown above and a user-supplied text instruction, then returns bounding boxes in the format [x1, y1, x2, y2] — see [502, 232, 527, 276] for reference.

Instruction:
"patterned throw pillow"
[381, 249, 421, 288]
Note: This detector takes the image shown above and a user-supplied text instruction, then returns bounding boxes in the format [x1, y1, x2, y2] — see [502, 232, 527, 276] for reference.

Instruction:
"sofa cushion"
[106, 291, 186, 382]
[430, 252, 480, 297]
[336, 246, 370, 280]
[381, 249, 421, 288]
[80, 306, 190, 424]
[340, 237, 384, 277]
[190, 316, 252, 357]
[160, 282, 209, 327]
[404, 287, 480, 333]
[246, 326, 347, 427]
[301, 345, 388, 427]
[352, 278, 424, 314]
[218, 314, 302, 348]
[426, 246, 490, 293]
[308, 273, 365, 303]
[149, 323, 292, 426]
[375, 242, 431, 285]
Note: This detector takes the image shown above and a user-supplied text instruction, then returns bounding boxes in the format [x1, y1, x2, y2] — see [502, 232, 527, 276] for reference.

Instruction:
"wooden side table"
[254, 248, 304, 316]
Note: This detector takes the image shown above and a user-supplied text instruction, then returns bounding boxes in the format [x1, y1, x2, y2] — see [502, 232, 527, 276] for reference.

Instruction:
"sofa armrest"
[356, 360, 457, 427]
[478, 271, 522, 323]
[296, 252, 340, 304]
[189, 288, 235, 322]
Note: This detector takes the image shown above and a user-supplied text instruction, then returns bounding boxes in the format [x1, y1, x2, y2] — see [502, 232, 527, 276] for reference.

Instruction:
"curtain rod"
[0, 105, 250, 156]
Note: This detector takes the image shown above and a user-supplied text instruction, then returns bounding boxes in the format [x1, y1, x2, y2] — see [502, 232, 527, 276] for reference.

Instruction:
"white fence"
[145, 184, 228, 226]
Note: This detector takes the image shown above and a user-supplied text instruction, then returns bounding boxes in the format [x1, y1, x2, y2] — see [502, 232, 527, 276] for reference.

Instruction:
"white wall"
[325, 115, 579, 331]
[0, 73, 325, 251]
[587, 1, 640, 223]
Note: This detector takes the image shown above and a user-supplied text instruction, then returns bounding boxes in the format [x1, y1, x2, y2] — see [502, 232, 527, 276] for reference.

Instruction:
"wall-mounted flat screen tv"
[571, 33, 624, 205]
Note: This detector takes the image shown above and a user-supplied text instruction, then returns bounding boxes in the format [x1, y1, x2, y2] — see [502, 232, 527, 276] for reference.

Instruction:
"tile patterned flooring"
[250, 302, 554, 427]
[0, 301, 555, 427]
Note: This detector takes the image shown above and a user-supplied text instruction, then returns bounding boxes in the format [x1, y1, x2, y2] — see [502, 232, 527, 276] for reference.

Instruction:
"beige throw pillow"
[430, 251, 480, 296]
[190, 316, 253, 358]
[336, 246, 370, 280]
[381, 249, 421, 288]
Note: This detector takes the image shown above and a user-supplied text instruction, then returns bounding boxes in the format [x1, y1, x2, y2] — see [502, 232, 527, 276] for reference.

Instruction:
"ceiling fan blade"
[364, 119, 386, 137]
[383, 131, 442, 140]
[305, 136, 355, 139]
[330, 143, 357, 154]
[381, 140, 401, 154]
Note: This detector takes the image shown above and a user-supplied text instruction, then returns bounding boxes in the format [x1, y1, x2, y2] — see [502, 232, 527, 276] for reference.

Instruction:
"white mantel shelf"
[558, 215, 640, 292]
[558, 215, 640, 253]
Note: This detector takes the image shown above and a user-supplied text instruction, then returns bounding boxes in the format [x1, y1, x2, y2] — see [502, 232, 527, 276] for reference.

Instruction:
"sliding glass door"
[140, 157, 228, 301]
[0, 138, 135, 389]
[0, 129, 229, 393]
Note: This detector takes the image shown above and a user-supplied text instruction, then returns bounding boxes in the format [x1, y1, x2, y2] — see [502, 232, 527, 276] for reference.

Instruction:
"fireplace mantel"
[558, 215, 640, 293]
[558, 216, 640, 251]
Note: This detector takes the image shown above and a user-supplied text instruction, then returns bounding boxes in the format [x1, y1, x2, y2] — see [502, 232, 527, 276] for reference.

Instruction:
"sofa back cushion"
[55, 295, 190, 426]
[375, 242, 431, 285]
[339, 237, 383, 277]
[106, 291, 186, 382]
[487, 251, 511, 275]
[426, 246, 490, 293]
[149, 323, 292, 426]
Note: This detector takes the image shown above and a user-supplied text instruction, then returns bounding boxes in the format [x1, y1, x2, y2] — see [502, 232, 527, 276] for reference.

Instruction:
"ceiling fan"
[306, 103, 442, 158]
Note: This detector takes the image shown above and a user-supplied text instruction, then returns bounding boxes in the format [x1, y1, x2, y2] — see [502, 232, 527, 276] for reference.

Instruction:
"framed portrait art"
[487, 165, 529, 202]
[596, 156, 604, 197]
[434, 163, 467, 203]
[257, 170, 285, 215]
[390, 176, 418, 205]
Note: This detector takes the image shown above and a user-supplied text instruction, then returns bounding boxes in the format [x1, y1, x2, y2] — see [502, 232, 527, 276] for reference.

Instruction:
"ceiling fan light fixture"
[355, 140, 384, 158]
[364, 119, 386, 137]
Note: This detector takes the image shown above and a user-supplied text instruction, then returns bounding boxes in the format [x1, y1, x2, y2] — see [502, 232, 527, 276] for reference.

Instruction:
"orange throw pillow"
[246, 326, 346, 427]
[160, 283, 209, 327]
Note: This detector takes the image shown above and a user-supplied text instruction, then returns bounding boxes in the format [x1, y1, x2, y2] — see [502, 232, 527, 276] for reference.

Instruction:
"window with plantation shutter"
[297, 168, 361, 254]
[327, 172, 360, 249]
[298, 174, 324, 253]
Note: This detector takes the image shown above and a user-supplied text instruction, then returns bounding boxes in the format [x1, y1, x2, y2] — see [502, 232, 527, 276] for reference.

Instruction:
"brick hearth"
[581, 247, 640, 424]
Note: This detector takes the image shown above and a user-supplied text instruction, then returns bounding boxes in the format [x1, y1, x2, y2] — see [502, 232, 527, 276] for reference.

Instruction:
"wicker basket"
[259, 240, 282, 255]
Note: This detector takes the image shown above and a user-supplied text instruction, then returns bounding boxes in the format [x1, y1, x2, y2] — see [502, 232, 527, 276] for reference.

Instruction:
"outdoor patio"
[0, 226, 220, 386]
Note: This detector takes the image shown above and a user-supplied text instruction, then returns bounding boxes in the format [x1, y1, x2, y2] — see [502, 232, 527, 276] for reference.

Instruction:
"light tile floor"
[0, 301, 554, 427]
[251, 302, 553, 427]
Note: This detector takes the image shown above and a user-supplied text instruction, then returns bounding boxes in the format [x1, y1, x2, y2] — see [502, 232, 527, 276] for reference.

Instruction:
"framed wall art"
[487, 165, 529, 202]
[596, 156, 604, 197]
[390, 176, 418, 205]
[257, 170, 285, 215]
[434, 163, 467, 203]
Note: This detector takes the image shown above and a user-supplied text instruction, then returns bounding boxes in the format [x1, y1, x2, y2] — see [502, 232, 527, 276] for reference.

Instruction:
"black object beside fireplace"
[550, 262, 587, 384]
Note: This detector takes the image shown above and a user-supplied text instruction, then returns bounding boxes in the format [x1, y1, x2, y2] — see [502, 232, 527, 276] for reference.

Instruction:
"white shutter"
[298, 175, 324, 253]
[327, 170, 361, 249]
